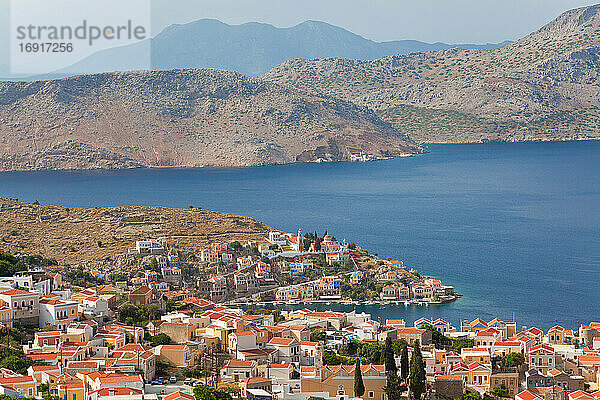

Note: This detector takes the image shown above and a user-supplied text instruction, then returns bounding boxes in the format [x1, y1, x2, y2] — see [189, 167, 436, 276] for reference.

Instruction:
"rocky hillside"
[0, 69, 421, 171]
[264, 5, 600, 143]
[0, 198, 271, 264]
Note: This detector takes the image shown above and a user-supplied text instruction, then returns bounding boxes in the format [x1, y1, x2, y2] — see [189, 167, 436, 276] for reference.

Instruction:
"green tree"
[147, 304, 163, 321]
[400, 344, 409, 381]
[0, 355, 29, 375]
[194, 385, 232, 400]
[323, 351, 350, 365]
[462, 392, 482, 400]
[452, 338, 475, 353]
[310, 330, 326, 342]
[182, 367, 204, 378]
[228, 241, 242, 251]
[506, 352, 525, 368]
[118, 302, 140, 323]
[384, 371, 406, 400]
[409, 341, 426, 400]
[492, 385, 509, 398]
[384, 336, 398, 375]
[421, 325, 452, 348]
[150, 333, 172, 346]
[354, 358, 365, 398]
[38, 383, 50, 397]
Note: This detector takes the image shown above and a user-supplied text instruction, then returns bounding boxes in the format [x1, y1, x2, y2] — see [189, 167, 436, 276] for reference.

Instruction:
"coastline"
[2, 138, 600, 173]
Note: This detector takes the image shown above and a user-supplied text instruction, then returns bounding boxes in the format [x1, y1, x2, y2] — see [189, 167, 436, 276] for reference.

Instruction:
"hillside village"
[29, 226, 457, 306]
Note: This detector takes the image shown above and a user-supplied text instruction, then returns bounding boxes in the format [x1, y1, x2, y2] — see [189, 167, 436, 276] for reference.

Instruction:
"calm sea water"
[0, 141, 598, 330]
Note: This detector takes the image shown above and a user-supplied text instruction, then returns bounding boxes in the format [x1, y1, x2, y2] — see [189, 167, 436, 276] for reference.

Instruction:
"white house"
[267, 337, 300, 364]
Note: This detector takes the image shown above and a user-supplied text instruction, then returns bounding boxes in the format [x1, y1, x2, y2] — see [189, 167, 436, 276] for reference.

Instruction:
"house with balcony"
[0, 289, 39, 326]
[528, 344, 563, 375]
[39, 297, 78, 330]
[267, 337, 300, 364]
[319, 276, 341, 299]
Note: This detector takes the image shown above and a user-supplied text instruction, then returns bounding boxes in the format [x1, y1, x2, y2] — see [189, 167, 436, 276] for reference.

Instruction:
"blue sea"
[0, 141, 598, 330]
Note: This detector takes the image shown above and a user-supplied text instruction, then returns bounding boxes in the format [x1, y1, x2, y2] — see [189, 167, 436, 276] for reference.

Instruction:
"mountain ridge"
[0, 68, 422, 171]
[263, 4, 600, 143]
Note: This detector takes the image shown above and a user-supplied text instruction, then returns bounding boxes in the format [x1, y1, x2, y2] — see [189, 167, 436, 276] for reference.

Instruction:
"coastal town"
[74, 229, 461, 306]
[0, 231, 598, 400]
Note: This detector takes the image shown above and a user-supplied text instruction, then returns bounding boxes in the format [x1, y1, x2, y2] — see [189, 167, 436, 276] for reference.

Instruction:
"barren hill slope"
[0, 198, 271, 264]
[0, 69, 421, 171]
[264, 5, 600, 143]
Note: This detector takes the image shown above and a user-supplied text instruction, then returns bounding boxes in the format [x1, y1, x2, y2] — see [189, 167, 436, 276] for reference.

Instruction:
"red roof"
[494, 341, 522, 347]
[232, 331, 256, 337]
[269, 364, 290, 369]
[0, 289, 33, 296]
[307, 312, 344, 319]
[397, 327, 426, 335]
[325, 364, 385, 374]
[164, 392, 195, 400]
[529, 344, 555, 354]
[30, 365, 61, 372]
[569, 391, 596, 400]
[578, 354, 600, 364]
[243, 377, 271, 384]
[89, 388, 143, 396]
[516, 390, 542, 400]
[0, 376, 34, 384]
[436, 375, 463, 381]
[225, 360, 254, 368]
[96, 374, 143, 384]
[268, 337, 296, 346]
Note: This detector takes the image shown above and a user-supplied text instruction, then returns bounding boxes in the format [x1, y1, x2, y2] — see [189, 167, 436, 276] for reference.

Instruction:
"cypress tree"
[400, 345, 409, 381]
[409, 341, 426, 400]
[384, 336, 398, 375]
[354, 358, 365, 398]
[384, 371, 405, 400]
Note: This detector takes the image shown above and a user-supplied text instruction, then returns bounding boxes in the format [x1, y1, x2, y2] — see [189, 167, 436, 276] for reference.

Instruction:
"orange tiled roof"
[225, 360, 254, 368]
[269, 364, 290, 369]
[516, 390, 542, 400]
[164, 392, 195, 400]
[268, 337, 296, 346]
[0, 289, 33, 296]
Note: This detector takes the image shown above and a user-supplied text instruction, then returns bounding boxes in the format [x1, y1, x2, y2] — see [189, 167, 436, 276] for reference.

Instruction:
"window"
[369, 392, 375, 398]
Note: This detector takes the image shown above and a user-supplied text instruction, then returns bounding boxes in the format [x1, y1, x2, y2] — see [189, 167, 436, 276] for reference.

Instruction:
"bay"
[0, 141, 598, 330]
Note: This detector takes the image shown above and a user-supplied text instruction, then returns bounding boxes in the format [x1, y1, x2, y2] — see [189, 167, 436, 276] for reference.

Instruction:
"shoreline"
[231, 296, 461, 308]
[1, 139, 598, 174]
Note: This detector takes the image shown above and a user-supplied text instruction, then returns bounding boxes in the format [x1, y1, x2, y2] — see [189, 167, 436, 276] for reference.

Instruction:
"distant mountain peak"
[14, 18, 510, 80]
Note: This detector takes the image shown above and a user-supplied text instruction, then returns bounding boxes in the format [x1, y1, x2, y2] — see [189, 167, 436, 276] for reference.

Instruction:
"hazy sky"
[1, 0, 598, 69]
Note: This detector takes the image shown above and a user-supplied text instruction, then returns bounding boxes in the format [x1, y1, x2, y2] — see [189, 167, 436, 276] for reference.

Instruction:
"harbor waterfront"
[0, 141, 598, 329]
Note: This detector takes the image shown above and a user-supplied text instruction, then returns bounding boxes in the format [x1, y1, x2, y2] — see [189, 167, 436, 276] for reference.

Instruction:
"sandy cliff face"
[0, 69, 421, 171]
[264, 5, 600, 143]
